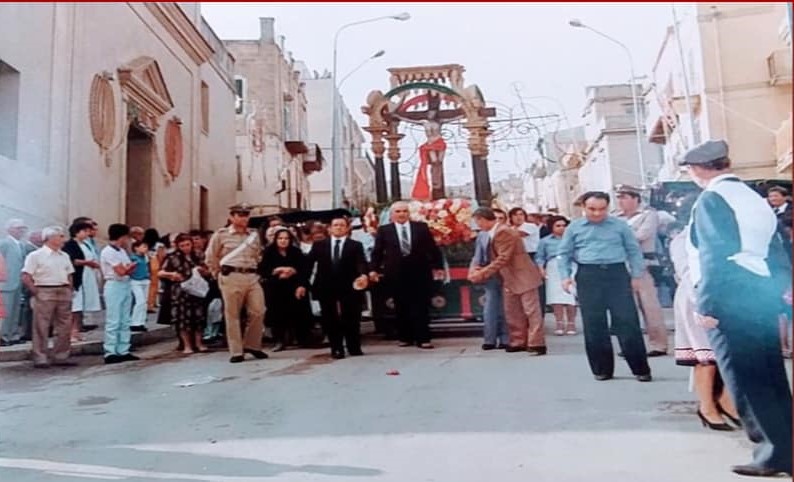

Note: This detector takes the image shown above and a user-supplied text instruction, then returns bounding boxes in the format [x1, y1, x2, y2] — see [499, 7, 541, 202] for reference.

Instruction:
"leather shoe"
[482, 344, 496, 351]
[647, 350, 667, 357]
[130, 326, 148, 333]
[594, 374, 613, 381]
[496, 344, 507, 350]
[527, 346, 547, 356]
[505, 346, 526, 353]
[53, 360, 78, 367]
[636, 374, 653, 382]
[33, 362, 50, 369]
[120, 354, 140, 362]
[104, 355, 123, 365]
[229, 355, 245, 364]
[244, 349, 269, 359]
[731, 464, 790, 477]
[348, 350, 364, 357]
[81, 325, 98, 332]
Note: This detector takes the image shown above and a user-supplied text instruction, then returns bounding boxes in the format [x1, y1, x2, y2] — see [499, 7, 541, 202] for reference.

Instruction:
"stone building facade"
[645, 3, 792, 180]
[0, 3, 237, 234]
[225, 18, 322, 216]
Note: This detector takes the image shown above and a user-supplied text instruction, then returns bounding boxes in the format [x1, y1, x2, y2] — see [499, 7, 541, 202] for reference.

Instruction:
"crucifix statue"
[411, 119, 447, 201]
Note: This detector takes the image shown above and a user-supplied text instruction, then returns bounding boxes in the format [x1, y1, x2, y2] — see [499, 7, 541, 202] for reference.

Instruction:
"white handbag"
[181, 268, 210, 298]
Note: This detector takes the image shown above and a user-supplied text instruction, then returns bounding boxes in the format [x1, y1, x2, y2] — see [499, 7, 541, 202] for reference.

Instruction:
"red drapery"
[411, 137, 447, 201]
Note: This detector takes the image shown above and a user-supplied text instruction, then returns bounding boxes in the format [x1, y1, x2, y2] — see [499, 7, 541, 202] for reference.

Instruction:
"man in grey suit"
[469, 208, 509, 350]
[1, 219, 29, 346]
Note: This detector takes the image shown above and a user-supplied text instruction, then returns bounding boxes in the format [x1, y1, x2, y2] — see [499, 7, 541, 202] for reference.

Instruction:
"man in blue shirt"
[557, 191, 652, 382]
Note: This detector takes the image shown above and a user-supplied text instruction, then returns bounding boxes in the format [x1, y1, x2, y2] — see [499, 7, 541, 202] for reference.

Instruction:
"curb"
[0, 326, 174, 363]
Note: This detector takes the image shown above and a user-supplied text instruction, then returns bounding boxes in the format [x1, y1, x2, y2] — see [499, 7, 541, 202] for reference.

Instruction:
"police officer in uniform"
[205, 203, 268, 363]
[614, 185, 668, 356]
[682, 140, 792, 477]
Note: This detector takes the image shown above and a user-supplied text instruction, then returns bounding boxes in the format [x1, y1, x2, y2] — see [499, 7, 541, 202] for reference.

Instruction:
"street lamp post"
[569, 19, 648, 187]
[332, 13, 410, 208]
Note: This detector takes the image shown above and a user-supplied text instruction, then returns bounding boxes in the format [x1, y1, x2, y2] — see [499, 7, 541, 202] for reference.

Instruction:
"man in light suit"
[0, 219, 29, 346]
[683, 140, 792, 477]
[469, 208, 509, 350]
[369, 201, 444, 349]
[469, 207, 546, 355]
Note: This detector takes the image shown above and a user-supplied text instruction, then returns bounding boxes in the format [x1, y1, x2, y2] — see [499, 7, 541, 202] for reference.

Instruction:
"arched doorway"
[125, 125, 154, 228]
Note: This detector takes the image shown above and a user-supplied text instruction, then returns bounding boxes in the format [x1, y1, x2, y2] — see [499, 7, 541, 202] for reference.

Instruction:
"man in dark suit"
[370, 201, 444, 349]
[307, 217, 369, 359]
[683, 140, 792, 478]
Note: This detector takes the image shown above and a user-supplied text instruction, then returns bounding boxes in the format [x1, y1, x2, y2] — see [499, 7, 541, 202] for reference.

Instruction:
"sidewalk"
[0, 312, 173, 363]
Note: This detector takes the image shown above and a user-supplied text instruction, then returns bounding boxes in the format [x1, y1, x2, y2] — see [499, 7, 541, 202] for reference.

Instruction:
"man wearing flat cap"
[614, 184, 668, 357]
[205, 203, 268, 363]
[682, 139, 792, 477]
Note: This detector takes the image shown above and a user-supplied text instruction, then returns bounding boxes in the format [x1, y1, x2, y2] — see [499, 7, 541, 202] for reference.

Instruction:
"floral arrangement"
[407, 198, 476, 246]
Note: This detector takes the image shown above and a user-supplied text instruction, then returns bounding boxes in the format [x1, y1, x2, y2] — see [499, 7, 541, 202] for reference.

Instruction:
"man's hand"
[695, 313, 719, 329]
[432, 269, 445, 281]
[368, 271, 381, 283]
[295, 287, 307, 299]
[631, 278, 642, 292]
[562, 278, 575, 294]
[354, 275, 369, 290]
[468, 269, 485, 284]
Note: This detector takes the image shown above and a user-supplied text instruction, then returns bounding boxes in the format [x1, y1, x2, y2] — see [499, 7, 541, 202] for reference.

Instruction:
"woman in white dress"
[670, 223, 740, 431]
[535, 216, 577, 335]
[63, 222, 103, 342]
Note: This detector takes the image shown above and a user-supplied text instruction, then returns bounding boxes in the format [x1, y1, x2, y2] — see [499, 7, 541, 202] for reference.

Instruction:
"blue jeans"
[483, 279, 508, 345]
[104, 280, 132, 356]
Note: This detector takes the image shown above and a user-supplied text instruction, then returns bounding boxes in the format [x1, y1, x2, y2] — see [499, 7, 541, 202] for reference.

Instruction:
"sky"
[201, 2, 684, 186]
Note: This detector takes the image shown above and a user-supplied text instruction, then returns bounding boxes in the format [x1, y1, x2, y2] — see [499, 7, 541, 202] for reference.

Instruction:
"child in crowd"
[129, 241, 151, 333]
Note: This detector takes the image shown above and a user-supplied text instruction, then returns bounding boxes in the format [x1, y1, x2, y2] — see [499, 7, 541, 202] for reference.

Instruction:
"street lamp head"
[568, 18, 585, 28]
[372, 50, 386, 59]
[392, 12, 411, 21]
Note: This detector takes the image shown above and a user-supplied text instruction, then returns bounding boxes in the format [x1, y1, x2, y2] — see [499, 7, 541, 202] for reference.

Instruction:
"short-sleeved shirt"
[129, 253, 150, 281]
[205, 226, 263, 274]
[518, 223, 540, 253]
[22, 246, 74, 286]
[101, 245, 132, 281]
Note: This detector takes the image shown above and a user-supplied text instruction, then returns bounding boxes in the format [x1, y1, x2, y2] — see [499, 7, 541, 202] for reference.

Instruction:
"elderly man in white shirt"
[21, 226, 75, 368]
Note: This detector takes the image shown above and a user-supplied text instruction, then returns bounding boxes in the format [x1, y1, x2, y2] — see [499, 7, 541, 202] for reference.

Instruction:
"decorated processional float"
[360, 64, 498, 330]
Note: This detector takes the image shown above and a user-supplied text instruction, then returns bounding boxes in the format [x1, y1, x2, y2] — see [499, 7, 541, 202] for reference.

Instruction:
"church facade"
[0, 3, 237, 235]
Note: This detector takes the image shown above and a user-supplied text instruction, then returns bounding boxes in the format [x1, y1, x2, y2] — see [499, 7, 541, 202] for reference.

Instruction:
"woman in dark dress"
[158, 234, 208, 354]
[260, 227, 308, 352]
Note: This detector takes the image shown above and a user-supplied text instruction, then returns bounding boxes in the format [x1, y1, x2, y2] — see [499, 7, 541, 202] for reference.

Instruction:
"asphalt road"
[0, 332, 763, 482]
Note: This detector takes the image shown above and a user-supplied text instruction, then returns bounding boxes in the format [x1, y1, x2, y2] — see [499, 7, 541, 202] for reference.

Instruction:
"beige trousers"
[218, 273, 265, 357]
[635, 269, 668, 352]
[32, 286, 73, 364]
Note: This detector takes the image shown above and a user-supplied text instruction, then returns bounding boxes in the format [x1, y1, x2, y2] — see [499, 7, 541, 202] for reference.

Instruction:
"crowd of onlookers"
[0, 139, 791, 476]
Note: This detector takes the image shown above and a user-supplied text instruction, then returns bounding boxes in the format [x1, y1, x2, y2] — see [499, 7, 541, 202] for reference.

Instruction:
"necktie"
[333, 239, 341, 265]
[400, 225, 411, 256]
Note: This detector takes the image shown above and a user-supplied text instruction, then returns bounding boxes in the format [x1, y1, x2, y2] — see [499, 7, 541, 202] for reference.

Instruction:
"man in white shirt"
[0, 218, 29, 346]
[100, 224, 139, 364]
[21, 226, 74, 368]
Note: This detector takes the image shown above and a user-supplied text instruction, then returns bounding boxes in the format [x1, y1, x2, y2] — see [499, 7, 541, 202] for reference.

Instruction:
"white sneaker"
[566, 330, 577, 336]
[554, 329, 565, 336]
